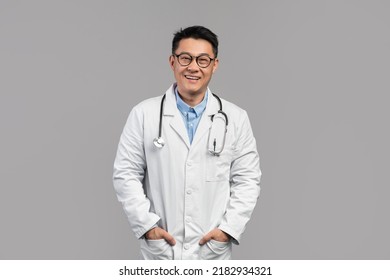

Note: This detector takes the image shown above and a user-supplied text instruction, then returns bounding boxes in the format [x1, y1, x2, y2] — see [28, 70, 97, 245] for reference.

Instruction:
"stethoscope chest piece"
[153, 137, 165, 148]
[153, 92, 228, 154]
[208, 112, 228, 156]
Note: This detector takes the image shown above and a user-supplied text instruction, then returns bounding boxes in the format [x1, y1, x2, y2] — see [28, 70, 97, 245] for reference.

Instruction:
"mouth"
[184, 75, 201, 81]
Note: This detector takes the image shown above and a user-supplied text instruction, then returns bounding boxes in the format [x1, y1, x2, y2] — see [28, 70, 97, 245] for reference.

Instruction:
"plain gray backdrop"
[1, 0, 389, 259]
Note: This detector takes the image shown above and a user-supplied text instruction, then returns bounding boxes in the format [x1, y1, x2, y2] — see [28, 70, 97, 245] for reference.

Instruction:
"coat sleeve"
[113, 105, 160, 239]
[218, 110, 261, 244]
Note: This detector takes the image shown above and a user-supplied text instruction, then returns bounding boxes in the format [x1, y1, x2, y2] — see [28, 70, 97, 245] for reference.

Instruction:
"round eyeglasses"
[173, 53, 215, 68]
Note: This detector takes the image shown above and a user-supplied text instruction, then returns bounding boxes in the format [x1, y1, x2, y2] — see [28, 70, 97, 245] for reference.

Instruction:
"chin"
[178, 83, 199, 94]
[186, 87, 204, 96]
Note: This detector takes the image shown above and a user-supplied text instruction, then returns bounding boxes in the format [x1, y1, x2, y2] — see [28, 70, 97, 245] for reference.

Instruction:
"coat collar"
[163, 84, 220, 150]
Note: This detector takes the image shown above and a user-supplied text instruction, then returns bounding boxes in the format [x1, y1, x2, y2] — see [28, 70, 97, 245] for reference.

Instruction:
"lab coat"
[113, 84, 261, 260]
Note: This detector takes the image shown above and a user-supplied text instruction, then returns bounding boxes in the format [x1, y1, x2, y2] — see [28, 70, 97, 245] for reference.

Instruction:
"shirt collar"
[175, 87, 208, 117]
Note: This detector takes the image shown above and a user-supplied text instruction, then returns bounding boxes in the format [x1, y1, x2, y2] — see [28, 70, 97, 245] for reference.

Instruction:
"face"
[169, 38, 218, 98]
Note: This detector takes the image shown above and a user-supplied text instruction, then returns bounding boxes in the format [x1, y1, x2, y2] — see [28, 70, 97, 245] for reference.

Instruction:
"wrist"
[144, 227, 157, 239]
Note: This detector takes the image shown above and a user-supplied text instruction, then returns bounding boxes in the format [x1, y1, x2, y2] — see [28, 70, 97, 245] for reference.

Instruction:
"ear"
[212, 58, 219, 74]
[169, 55, 175, 70]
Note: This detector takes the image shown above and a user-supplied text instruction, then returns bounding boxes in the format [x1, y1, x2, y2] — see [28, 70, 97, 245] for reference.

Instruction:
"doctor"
[113, 26, 261, 260]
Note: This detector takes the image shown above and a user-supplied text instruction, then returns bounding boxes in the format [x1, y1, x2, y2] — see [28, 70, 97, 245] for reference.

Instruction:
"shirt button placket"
[184, 160, 194, 257]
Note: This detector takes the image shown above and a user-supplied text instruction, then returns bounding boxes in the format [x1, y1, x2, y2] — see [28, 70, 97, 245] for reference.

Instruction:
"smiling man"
[113, 26, 261, 260]
[170, 36, 218, 107]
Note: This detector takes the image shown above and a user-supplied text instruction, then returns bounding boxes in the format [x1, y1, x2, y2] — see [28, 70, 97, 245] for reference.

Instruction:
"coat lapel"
[164, 85, 191, 149]
[191, 91, 219, 148]
[163, 85, 220, 151]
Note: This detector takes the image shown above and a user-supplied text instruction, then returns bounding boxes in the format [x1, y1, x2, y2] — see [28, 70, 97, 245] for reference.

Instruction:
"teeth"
[185, 75, 200, 80]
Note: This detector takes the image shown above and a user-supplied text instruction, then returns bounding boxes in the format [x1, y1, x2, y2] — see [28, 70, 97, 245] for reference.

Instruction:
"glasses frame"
[173, 53, 216, 68]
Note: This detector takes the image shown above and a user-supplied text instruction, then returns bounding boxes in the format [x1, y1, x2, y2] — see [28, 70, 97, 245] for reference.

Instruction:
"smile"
[185, 75, 200, 80]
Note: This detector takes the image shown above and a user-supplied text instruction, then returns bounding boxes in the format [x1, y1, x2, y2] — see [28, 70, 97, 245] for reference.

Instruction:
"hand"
[199, 228, 231, 245]
[144, 227, 176, 246]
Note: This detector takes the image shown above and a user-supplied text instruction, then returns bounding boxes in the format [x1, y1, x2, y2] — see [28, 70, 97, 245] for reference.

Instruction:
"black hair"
[172, 25, 219, 57]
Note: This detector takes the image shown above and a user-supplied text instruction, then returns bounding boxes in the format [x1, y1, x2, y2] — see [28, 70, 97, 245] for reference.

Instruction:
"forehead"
[176, 38, 214, 55]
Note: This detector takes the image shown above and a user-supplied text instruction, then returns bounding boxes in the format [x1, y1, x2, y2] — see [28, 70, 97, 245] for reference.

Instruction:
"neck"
[177, 90, 206, 107]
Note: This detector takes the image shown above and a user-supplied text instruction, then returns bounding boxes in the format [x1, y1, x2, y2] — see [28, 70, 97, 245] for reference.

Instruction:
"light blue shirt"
[175, 88, 208, 144]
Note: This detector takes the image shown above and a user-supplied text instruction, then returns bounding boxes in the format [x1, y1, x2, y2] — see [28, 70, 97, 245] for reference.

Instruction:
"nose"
[187, 58, 199, 71]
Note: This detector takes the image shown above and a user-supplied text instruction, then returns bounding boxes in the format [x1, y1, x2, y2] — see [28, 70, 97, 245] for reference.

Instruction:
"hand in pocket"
[145, 227, 176, 246]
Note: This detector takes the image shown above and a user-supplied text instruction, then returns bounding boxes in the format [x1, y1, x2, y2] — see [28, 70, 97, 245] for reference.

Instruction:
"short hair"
[172, 26, 219, 58]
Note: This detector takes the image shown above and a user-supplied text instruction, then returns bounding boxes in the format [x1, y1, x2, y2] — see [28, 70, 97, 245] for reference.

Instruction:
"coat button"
[184, 244, 190, 250]
[185, 217, 191, 223]
[186, 189, 192, 195]
[187, 161, 192, 166]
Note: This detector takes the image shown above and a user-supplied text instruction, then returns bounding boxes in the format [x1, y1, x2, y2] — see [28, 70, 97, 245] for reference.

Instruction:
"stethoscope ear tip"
[153, 137, 165, 148]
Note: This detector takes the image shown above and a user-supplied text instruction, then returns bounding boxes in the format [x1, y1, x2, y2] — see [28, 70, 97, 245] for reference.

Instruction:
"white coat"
[113, 84, 261, 260]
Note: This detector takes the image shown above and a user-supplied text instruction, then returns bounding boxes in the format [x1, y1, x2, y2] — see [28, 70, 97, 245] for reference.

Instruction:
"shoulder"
[123, 95, 164, 127]
[132, 95, 163, 112]
[131, 84, 174, 114]
[218, 97, 249, 123]
[126, 95, 164, 121]
[220, 98, 245, 113]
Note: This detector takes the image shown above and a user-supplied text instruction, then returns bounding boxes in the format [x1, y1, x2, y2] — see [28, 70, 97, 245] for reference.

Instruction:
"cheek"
[204, 70, 213, 79]
[173, 68, 182, 77]
[176, 66, 185, 74]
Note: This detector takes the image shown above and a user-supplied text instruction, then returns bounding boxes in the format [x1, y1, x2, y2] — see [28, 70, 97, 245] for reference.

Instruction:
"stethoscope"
[153, 93, 228, 156]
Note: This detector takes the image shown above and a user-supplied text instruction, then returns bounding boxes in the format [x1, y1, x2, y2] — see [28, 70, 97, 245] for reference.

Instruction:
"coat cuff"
[218, 225, 240, 245]
[135, 217, 161, 239]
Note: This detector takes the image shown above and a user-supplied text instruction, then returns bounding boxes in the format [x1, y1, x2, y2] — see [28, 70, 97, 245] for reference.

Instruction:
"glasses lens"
[197, 55, 211, 67]
[178, 54, 192, 66]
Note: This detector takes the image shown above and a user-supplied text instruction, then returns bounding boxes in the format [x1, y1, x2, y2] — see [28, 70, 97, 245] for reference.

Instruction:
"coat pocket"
[200, 239, 232, 260]
[206, 148, 233, 182]
[140, 239, 173, 260]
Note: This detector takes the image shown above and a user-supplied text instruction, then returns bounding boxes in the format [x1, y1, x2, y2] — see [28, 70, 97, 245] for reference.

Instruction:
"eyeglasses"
[173, 53, 215, 68]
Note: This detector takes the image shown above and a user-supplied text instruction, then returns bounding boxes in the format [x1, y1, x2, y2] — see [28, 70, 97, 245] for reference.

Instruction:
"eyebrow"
[177, 51, 213, 57]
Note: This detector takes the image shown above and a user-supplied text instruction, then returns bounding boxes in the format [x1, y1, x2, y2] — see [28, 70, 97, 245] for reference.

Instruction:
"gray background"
[1, 0, 389, 259]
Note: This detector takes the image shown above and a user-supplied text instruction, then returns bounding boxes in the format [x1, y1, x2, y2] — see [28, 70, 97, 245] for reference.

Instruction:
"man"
[113, 26, 261, 260]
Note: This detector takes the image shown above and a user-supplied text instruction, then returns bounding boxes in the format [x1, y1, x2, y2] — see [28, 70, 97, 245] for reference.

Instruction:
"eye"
[178, 54, 192, 65]
[197, 56, 211, 66]
[198, 57, 209, 64]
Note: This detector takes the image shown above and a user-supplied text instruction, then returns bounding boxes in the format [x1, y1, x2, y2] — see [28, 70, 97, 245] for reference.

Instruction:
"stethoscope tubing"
[211, 93, 229, 125]
[154, 92, 227, 150]
[157, 94, 166, 139]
